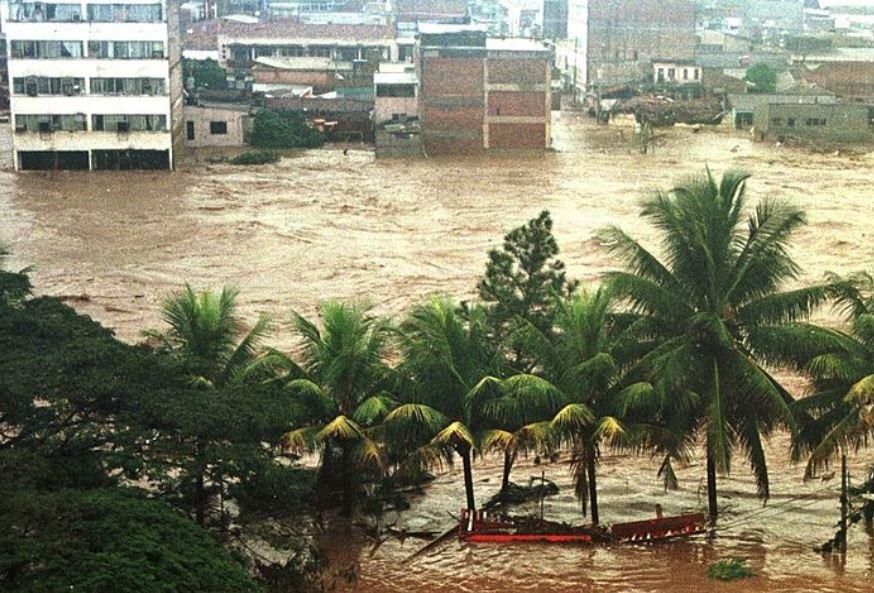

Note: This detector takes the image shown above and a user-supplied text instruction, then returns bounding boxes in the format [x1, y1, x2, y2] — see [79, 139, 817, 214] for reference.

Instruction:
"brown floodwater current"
[1, 114, 872, 592]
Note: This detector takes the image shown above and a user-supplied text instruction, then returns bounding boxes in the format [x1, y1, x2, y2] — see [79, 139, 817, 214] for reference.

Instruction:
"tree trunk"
[460, 445, 476, 511]
[501, 449, 516, 493]
[586, 453, 599, 525]
[706, 447, 718, 521]
[195, 470, 206, 526]
[340, 442, 353, 516]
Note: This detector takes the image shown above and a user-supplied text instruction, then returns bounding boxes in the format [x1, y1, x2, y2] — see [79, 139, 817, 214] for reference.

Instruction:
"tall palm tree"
[601, 169, 850, 519]
[281, 302, 395, 514]
[505, 286, 650, 524]
[149, 284, 271, 525]
[384, 298, 558, 511]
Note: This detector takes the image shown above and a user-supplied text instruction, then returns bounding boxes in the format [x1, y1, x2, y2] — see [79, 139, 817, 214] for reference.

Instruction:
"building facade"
[416, 25, 551, 155]
[753, 102, 874, 144]
[2, 0, 184, 170]
[587, 0, 696, 87]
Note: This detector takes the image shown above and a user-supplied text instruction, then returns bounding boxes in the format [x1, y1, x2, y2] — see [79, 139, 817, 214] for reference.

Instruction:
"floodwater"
[1, 113, 872, 592]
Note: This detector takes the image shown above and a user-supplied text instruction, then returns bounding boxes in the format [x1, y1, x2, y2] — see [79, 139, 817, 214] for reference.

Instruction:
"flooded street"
[1, 112, 872, 591]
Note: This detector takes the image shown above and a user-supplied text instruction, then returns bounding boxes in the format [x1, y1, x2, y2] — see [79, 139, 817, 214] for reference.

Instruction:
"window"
[668, 68, 676, 80]
[683, 68, 689, 80]
[376, 84, 415, 98]
[693, 68, 700, 80]
[92, 114, 167, 132]
[186, 121, 196, 140]
[89, 41, 164, 59]
[10, 40, 83, 59]
[8, 2, 82, 22]
[771, 117, 782, 127]
[15, 113, 87, 132]
[209, 121, 228, 135]
[787, 117, 795, 128]
[804, 117, 826, 126]
[632, 50, 639, 61]
[657, 68, 664, 83]
[90, 78, 165, 95]
[12, 76, 84, 95]
[87, 3, 162, 22]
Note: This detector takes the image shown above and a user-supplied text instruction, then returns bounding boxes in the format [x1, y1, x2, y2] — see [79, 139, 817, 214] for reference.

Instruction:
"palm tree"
[601, 169, 850, 519]
[149, 284, 271, 525]
[764, 273, 873, 475]
[506, 286, 650, 524]
[281, 302, 395, 515]
[384, 298, 558, 511]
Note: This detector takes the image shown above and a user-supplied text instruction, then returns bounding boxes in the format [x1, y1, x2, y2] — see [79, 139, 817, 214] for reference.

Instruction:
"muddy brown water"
[1, 113, 872, 591]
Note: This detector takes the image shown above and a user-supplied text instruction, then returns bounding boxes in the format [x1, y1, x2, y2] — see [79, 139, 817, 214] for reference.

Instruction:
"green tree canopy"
[0, 488, 260, 593]
[252, 109, 325, 149]
[744, 62, 778, 94]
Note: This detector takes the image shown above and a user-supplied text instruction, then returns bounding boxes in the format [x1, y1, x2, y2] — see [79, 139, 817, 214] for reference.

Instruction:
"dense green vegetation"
[1, 169, 870, 591]
[230, 150, 282, 165]
[744, 62, 778, 93]
[183, 58, 227, 91]
[251, 108, 325, 149]
[706, 558, 755, 581]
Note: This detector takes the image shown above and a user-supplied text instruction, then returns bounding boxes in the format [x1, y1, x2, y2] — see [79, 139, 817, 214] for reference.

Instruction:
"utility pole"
[840, 444, 848, 554]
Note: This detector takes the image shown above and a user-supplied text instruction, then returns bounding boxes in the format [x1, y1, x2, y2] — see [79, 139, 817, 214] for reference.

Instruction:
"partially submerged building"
[729, 91, 837, 129]
[3, 0, 185, 170]
[417, 24, 552, 154]
[183, 102, 251, 147]
[753, 102, 874, 144]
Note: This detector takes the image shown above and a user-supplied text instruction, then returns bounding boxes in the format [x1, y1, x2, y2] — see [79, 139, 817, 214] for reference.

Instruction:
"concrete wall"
[754, 103, 874, 144]
[253, 68, 337, 86]
[183, 105, 248, 147]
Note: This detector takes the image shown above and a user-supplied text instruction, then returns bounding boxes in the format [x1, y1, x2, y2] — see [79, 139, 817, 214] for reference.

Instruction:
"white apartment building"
[1, 0, 184, 170]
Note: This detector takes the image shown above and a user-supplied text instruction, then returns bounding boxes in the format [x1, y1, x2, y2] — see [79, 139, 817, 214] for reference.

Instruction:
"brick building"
[416, 25, 551, 154]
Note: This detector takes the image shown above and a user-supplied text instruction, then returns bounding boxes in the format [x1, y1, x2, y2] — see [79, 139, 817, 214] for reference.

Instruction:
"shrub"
[707, 558, 755, 581]
[230, 150, 280, 165]
[251, 108, 325, 149]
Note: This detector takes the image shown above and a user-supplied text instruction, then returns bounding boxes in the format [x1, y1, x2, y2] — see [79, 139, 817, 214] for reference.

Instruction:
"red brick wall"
[487, 58, 547, 85]
[422, 57, 483, 97]
[423, 136, 484, 155]
[487, 91, 546, 117]
[423, 106, 483, 131]
[488, 123, 546, 149]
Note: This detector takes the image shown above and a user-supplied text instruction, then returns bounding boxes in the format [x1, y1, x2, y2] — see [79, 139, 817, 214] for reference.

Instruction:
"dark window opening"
[187, 121, 195, 140]
[209, 121, 228, 135]
[92, 149, 169, 170]
[19, 150, 89, 170]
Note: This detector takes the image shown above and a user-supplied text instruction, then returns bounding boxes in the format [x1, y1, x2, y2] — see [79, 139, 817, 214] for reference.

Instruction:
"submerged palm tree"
[282, 302, 395, 514]
[149, 284, 271, 525]
[506, 286, 649, 524]
[602, 170, 850, 519]
[385, 298, 558, 511]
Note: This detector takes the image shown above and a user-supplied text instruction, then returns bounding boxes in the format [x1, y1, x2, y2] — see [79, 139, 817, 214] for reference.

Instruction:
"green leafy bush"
[230, 150, 281, 165]
[707, 558, 755, 581]
[251, 108, 325, 149]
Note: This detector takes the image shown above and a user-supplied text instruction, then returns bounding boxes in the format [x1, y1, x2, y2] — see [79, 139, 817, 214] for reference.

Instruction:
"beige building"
[373, 63, 417, 125]
[183, 103, 250, 147]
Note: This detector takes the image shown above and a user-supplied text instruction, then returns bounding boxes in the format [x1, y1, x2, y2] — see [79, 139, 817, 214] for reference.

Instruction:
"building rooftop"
[417, 23, 488, 35]
[374, 71, 417, 85]
[253, 56, 354, 71]
[485, 38, 551, 53]
[186, 18, 398, 50]
[395, 0, 469, 21]
[728, 92, 838, 112]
